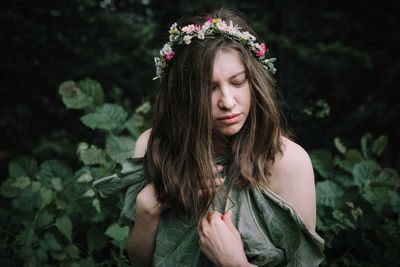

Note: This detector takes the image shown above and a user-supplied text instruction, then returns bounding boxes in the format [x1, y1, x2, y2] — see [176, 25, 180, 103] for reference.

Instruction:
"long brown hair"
[144, 7, 283, 220]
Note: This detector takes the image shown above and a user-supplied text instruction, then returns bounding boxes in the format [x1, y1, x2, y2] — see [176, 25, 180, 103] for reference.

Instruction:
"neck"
[212, 132, 232, 155]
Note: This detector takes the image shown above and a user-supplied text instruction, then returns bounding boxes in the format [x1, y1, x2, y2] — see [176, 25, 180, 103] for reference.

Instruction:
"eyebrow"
[229, 70, 246, 80]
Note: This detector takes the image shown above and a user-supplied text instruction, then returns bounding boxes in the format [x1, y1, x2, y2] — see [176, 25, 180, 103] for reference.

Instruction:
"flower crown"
[154, 17, 277, 80]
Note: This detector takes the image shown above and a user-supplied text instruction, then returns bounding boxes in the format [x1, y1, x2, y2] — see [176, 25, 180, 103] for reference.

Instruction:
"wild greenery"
[0, 79, 150, 266]
[312, 135, 400, 266]
[1, 79, 399, 266]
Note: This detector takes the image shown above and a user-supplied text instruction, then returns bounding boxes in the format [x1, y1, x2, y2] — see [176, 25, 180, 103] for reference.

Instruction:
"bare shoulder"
[133, 128, 152, 158]
[268, 137, 316, 230]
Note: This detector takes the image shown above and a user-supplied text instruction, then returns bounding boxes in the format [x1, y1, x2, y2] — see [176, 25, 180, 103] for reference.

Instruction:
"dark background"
[1, 0, 399, 179]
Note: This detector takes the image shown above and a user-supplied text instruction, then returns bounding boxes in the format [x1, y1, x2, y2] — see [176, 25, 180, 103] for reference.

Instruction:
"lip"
[217, 113, 241, 125]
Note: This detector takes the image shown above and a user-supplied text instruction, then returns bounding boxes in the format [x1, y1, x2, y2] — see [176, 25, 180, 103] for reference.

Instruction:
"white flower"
[182, 24, 195, 33]
[183, 35, 192, 44]
[161, 43, 172, 55]
[202, 21, 211, 31]
[216, 20, 227, 31]
[169, 22, 177, 31]
[198, 30, 205, 40]
[225, 21, 238, 35]
[240, 31, 250, 40]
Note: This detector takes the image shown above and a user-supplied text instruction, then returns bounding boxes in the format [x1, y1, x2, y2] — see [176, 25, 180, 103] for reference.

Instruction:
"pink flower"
[256, 43, 266, 58]
[165, 51, 175, 61]
[207, 17, 213, 23]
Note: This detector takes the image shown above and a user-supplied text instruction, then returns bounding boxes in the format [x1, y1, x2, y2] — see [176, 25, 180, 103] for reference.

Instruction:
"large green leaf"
[77, 78, 104, 107]
[316, 180, 344, 208]
[352, 161, 380, 189]
[80, 104, 128, 131]
[105, 223, 129, 242]
[11, 188, 40, 211]
[78, 145, 107, 165]
[105, 135, 135, 164]
[59, 81, 93, 109]
[56, 215, 73, 242]
[9, 156, 38, 179]
[310, 149, 333, 179]
[38, 160, 73, 188]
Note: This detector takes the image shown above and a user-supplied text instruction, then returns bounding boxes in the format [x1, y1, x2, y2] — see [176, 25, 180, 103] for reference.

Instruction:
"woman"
[95, 7, 324, 267]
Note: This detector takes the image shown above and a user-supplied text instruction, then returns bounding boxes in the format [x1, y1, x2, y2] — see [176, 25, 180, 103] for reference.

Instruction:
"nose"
[218, 86, 236, 110]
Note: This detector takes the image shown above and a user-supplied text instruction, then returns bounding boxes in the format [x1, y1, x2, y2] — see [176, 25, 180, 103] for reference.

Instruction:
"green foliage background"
[1, 0, 399, 266]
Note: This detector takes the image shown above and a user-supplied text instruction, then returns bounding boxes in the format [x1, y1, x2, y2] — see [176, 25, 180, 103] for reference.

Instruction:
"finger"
[223, 209, 237, 231]
[207, 210, 223, 223]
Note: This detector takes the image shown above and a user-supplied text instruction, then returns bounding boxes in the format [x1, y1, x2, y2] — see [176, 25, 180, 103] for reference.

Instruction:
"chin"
[216, 124, 243, 136]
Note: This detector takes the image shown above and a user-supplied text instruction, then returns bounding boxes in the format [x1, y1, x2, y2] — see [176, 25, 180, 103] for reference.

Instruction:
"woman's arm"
[268, 137, 317, 230]
[126, 129, 161, 267]
[127, 183, 162, 267]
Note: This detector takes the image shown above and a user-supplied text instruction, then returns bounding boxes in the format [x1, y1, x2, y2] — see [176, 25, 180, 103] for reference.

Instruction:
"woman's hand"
[198, 209, 255, 267]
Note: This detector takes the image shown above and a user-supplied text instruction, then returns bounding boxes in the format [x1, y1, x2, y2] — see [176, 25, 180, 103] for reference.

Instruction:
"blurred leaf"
[106, 135, 135, 164]
[39, 160, 73, 188]
[66, 244, 80, 259]
[78, 78, 104, 107]
[9, 156, 38, 179]
[31, 181, 41, 193]
[372, 135, 388, 156]
[50, 251, 67, 261]
[51, 177, 63, 191]
[316, 180, 343, 208]
[56, 215, 73, 242]
[310, 149, 333, 179]
[334, 137, 346, 154]
[361, 133, 373, 160]
[35, 246, 48, 262]
[124, 114, 144, 139]
[40, 187, 54, 208]
[78, 145, 107, 165]
[11, 187, 40, 211]
[87, 227, 108, 252]
[80, 104, 128, 131]
[0, 178, 19, 198]
[105, 223, 129, 242]
[352, 161, 380, 189]
[77, 170, 93, 183]
[346, 149, 364, 164]
[391, 194, 400, 213]
[11, 176, 31, 189]
[59, 81, 93, 109]
[83, 189, 95, 198]
[92, 198, 101, 213]
[37, 210, 54, 229]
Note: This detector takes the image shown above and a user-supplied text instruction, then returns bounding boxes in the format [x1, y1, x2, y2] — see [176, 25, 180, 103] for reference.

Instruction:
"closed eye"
[231, 79, 246, 86]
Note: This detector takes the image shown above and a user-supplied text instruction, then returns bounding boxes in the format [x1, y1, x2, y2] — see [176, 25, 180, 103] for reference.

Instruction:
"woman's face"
[211, 49, 251, 136]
